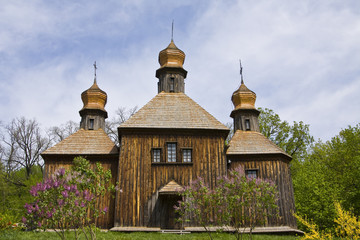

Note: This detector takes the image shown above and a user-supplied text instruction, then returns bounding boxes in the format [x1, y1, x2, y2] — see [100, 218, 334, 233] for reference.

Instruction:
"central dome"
[158, 40, 185, 68]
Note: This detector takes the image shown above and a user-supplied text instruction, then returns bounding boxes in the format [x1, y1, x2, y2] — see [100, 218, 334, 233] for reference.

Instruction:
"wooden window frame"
[152, 148, 162, 163]
[182, 148, 192, 163]
[89, 118, 94, 130]
[245, 119, 251, 131]
[170, 77, 175, 92]
[166, 142, 177, 163]
[245, 169, 258, 179]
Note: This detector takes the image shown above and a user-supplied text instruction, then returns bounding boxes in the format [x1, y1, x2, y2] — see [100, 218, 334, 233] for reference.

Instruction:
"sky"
[0, 0, 359, 141]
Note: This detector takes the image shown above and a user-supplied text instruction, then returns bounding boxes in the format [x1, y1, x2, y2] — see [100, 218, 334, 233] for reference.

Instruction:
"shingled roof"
[119, 92, 229, 131]
[227, 130, 291, 158]
[42, 129, 118, 155]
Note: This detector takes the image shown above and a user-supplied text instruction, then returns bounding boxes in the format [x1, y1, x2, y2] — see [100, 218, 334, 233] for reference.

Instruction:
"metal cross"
[239, 59, 244, 84]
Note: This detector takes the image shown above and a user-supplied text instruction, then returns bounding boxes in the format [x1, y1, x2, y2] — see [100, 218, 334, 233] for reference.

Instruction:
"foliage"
[0, 212, 20, 230]
[176, 177, 215, 240]
[294, 213, 333, 240]
[177, 167, 278, 240]
[294, 201, 360, 240]
[334, 202, 360, 239]
[293, 124, 360, 231]
[215, 167, 278, 240]
[258, 107, 314, 162]
[0, 231, 300, 240]
[0, 165, 42, 222]
[22, 157, 116, 240]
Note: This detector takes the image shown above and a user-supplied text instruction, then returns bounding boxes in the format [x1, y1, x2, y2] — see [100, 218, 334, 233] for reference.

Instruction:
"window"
[170, 77, 175, 92]
[245, 169, 258, 179]
[182, 149, 192, 163]
[167, 143, 176, 162]
[89, 119, 94, 130]
[152, 149, 161, 163]
[245, 119, 250, 131]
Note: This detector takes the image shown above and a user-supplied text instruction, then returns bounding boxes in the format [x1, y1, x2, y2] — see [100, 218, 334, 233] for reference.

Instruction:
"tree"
[258, 107, 314, 162]
[0, 117, 51, 179]
[48, 120, 79, 144]
[293, 124, 360, 231]
[105, 106, 137, 145]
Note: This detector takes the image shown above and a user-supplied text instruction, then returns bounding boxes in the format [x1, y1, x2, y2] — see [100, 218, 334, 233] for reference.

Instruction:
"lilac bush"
[22, 157, 117, 240]
[176, 177, 215, 240]
[177, 167, 278, 240]
[216, 167, 279, 240]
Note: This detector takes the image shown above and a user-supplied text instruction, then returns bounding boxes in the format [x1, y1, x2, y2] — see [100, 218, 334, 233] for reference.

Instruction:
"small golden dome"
[158, 40, 185, 68]
[231, 82, 256, 110]
[80, 81, 107, 112]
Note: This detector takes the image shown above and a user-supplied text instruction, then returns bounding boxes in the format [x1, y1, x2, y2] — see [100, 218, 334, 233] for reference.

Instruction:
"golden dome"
[80, 81, 107, 112]
[231, 82, 257, 110]
[158, 40, 185, 68]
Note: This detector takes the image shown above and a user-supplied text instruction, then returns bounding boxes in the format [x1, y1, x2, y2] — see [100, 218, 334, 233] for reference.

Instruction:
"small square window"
[245, 169, 258, 179]
[167, 143, 176, 162]
[183, 149, 192, 163]
[152, 149, 161, 163]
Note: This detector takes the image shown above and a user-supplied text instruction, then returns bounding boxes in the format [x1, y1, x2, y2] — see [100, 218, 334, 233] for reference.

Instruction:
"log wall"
[228, 154, 297, 227]
[114, 131, 227, 227]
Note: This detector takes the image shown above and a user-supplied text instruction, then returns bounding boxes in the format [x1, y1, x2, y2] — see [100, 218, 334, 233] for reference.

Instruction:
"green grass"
[0, 230, 300, 240]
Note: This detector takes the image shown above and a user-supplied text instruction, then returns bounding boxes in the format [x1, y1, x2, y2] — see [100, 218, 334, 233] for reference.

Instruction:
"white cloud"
[0, 0, 359, 141]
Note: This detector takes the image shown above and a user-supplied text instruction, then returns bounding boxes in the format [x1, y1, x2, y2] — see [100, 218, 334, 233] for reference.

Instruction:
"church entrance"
[159, 194, 182, 229]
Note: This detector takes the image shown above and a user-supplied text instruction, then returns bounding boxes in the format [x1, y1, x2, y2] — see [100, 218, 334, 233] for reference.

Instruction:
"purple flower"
[58, 199, 64, 206]
[29, 187, 38, 196]
[38, 222, 42, 227]
[58, 168, 65, 176]
[80, 202, 86, 207]
[70, 184, 77, 192]
[61, 190, 69, 198]
[22, 217, 27, 224]
[46, 211, 52, 218]
[74, 200, 79, 206]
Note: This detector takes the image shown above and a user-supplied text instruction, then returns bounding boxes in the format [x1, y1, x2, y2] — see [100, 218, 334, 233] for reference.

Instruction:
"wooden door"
[160, 195, 182, 229]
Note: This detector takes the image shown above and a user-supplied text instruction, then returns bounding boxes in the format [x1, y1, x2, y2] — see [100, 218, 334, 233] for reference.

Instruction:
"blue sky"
[0, 0, 359, 141]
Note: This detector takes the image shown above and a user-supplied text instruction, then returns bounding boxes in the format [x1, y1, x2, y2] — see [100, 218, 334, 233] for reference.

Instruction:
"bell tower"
[79, 62, 108, 130]
[155, 39, 187, 93]
[230, 62, 260, 132]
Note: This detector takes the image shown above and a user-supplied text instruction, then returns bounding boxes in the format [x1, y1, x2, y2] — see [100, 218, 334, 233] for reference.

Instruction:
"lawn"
[0, 230, 300, 240]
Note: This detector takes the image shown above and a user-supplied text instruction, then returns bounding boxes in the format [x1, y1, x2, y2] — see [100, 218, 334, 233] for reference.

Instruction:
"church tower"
[79, 63, 108, 130]
[155, 40, 187, 93]
[230, 66, 260, 132]
[227, 63, 297, 228]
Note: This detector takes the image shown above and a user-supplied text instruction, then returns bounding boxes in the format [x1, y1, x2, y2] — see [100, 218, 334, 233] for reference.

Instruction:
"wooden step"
[160, 229, 191, 234]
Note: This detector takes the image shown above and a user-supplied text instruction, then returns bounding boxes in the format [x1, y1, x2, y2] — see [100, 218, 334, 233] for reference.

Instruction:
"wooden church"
[41, 38, 298, 232]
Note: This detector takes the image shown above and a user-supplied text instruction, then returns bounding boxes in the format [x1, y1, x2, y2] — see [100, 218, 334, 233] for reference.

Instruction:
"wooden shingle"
[120, 92, 229, 130]
[42, 129, 118, 155]
[227, 130, 291, 157]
